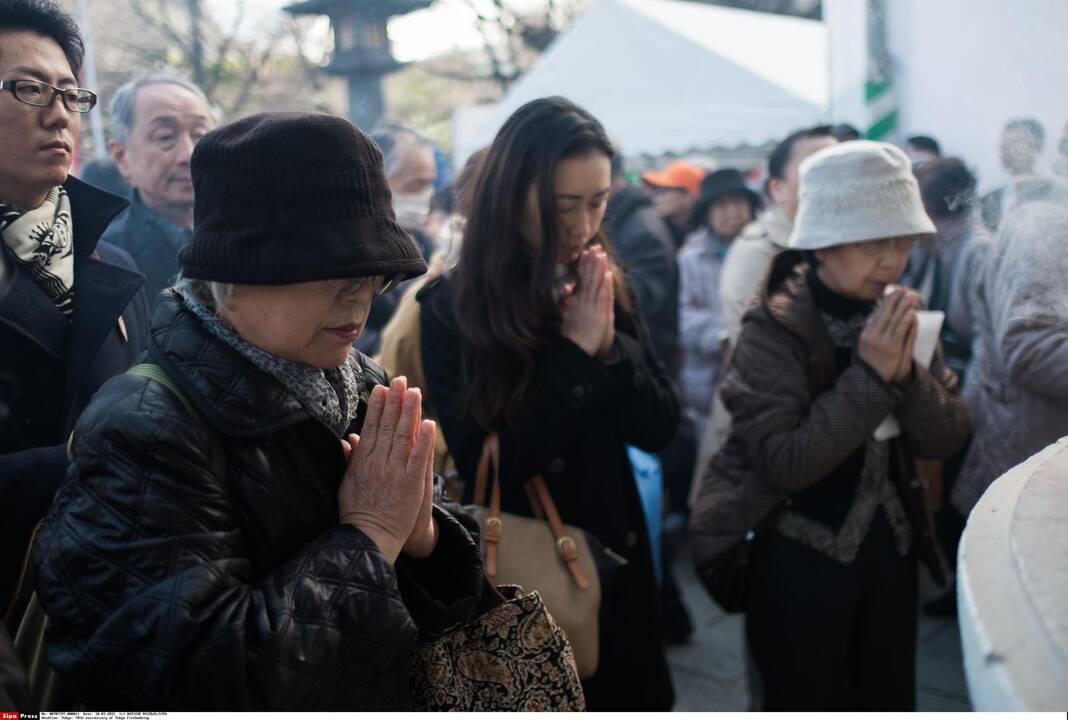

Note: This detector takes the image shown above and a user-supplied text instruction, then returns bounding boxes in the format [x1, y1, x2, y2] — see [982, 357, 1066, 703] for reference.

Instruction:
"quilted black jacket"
[33, 291, 484, 710]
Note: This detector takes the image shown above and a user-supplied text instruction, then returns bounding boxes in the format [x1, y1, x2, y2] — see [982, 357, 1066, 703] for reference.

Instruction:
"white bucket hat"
[788, 140, 936, 250]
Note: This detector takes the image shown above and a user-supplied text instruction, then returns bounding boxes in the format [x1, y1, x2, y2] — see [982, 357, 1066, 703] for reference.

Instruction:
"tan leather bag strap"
[476, 433, 589, 590]
[524, 483, 546, 521]
[474, 436, 493, 508]
[528, 475, 591, 590]
[477, 435, 504, 576]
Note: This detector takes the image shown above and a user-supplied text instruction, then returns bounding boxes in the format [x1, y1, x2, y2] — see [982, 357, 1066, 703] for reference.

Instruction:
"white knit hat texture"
[788, 140, 936, 251]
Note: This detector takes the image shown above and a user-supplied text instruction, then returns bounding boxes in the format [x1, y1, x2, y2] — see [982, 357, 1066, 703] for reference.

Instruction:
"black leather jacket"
[34, 291, 483, 710]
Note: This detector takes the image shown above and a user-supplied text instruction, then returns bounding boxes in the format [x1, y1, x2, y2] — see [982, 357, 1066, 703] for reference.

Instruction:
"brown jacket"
[690, 251, 970, 585]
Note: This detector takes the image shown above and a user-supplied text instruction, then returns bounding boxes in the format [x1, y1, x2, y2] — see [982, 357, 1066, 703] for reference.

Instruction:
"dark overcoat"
[419, 275, 679, 711]
[1, 177, 150, 614]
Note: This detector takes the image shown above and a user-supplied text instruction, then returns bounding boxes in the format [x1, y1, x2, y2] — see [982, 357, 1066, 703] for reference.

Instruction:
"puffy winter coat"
[602, 185, 680, 378]
[33, 291, 484, 710]
[677, 227, 730, 414]
[954, 201, 1068, 514]
[691, 252, 970, 584]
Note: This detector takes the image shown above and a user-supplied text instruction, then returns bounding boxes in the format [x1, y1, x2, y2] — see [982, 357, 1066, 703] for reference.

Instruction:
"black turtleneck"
[807, 263, 876, 320]
[789, 264, 877, 532]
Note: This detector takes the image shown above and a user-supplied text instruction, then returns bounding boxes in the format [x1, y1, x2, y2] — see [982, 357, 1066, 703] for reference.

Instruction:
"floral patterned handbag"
[410, 582, 586, 711]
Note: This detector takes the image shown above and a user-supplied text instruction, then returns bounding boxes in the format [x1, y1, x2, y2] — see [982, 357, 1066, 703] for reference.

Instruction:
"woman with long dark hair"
[419, 97, 678, 710]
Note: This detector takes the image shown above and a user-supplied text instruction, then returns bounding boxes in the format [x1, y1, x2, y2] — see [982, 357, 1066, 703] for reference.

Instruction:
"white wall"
[827, 0, 1068, 194]
[891, 0, 1068, 193]
[824, 0, 868, 131]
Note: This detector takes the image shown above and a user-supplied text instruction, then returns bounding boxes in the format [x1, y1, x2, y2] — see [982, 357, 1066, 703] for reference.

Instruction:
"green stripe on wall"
[866, 110, 898, 140]
[865, 78, 892, 103]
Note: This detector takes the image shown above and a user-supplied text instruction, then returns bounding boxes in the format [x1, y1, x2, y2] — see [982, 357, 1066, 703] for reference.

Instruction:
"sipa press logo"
[1, 712, 20, 719]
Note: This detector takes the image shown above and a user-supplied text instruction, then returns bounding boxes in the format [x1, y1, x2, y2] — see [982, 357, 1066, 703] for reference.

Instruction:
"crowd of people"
[3, 0, 1068, 712]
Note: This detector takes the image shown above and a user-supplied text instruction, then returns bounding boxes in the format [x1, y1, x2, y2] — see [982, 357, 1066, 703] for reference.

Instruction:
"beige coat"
[375, 251, 452, 471]
[719, 205, 793, 349]
[689, 206, 792, 504]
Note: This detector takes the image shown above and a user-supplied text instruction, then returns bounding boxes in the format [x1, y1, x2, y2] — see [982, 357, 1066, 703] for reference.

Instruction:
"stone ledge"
[958, 437, 1068, 711]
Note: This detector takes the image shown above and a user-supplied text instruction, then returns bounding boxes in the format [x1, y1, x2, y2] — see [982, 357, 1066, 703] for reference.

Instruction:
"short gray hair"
[109, 71, 213, 144]
[371, 121, 436, 179]
[173, 273, 234, 313]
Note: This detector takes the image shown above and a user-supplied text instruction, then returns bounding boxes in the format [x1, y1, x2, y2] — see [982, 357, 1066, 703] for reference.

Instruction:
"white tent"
[452, 0, 828, 164]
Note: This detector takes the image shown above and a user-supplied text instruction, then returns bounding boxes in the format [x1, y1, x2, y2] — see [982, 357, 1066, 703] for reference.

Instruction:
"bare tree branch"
[464, 0, 518, 89]
[209, 0, 246, 93]
[458, 0, 576, 90]
[287, 17, 327, 91]
[186, 0, 206, 90]
[490, 0, 521, 64]
[225, 32, 281, 116]
[127, 0, 192, 56]
[420, 64, 498, 84]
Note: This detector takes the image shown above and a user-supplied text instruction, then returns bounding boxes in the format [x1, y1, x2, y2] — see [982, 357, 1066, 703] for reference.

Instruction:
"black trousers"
[745, 510, 918, 711]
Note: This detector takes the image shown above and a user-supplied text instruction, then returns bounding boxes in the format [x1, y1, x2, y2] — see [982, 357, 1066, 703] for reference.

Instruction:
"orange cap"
[641, 161, 705, 198]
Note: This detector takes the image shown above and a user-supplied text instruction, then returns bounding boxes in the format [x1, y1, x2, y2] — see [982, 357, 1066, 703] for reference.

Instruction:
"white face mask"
[392, 189, 433, 229]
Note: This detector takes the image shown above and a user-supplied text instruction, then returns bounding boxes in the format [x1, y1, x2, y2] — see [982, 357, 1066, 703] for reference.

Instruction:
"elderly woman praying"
[32, 112, 485, 711]
[692, 141, 970, 710]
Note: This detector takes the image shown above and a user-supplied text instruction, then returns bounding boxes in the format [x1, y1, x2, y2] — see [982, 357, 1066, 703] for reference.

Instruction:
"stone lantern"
[285, 0, 432, 130]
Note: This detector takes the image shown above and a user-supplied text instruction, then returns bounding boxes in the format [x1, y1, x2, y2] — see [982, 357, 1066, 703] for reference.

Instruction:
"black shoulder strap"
[127, 363, 227, 481]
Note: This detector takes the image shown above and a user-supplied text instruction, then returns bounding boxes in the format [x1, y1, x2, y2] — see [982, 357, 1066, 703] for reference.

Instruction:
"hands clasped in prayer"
[859, 286, 920, 384]
[339, 376, 439, 563]
[561, 244, 616, 359]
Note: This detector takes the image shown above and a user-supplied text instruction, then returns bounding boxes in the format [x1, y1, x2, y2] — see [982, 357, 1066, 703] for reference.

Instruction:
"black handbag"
[692, 507, 784, 613]
[689, 460, 789, 614]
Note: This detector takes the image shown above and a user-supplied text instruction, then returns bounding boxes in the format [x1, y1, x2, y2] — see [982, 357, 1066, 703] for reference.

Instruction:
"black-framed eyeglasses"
[0, 79, 97, 113]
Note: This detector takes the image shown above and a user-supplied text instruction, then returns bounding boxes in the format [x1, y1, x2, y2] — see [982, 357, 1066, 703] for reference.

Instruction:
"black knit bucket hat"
[178, 111, 427, 284]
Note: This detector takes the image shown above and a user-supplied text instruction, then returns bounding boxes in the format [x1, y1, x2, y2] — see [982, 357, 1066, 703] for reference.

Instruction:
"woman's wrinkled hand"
[561, 246, 615, 357]
[859, 286, 919, 384]
[401, 419, 439, 559]
[337, 376, 437, 564]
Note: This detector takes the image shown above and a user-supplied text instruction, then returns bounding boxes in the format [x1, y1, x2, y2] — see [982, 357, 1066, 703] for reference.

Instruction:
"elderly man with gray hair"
[100, 70, 215, 303]
[356, 121, 437, 354]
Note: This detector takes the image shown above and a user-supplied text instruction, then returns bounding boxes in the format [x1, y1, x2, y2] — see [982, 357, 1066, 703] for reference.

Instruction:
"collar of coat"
[146, 290, 383, 438]
[123, 189, 190, 254]
[64, 175, 130, 257]
[0, 176, 140, 364]
[758, 249, 839, 389]
[760, 205, 793, 249]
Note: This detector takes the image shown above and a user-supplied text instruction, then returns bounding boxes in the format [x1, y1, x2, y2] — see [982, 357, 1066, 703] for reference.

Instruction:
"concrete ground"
[665, 546, 972, 711]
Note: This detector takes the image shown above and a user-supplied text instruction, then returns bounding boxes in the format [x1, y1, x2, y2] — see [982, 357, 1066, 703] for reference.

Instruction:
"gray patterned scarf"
[182, 294, 362, 436]
[0, 186, 75, 317]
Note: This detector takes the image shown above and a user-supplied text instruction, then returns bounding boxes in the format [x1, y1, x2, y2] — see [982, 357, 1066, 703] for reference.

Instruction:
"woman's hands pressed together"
[858, 286, 919, 384]
[338, 376, 439, 564]
[560, 244, 616, 359]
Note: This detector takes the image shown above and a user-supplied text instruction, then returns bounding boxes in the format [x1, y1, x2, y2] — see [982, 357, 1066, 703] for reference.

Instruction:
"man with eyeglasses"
[0, 0, 150, 614]
[100, 71, 216, 303]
